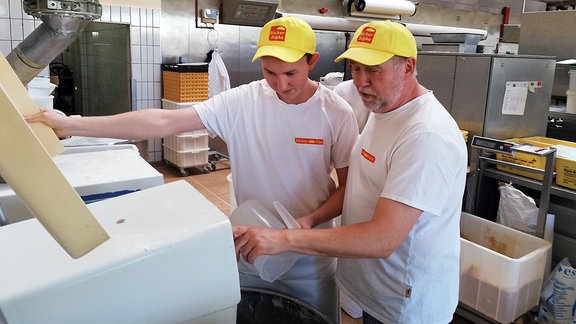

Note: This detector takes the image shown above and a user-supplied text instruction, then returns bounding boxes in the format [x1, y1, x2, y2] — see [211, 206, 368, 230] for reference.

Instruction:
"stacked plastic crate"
[161, 63, 210, 176]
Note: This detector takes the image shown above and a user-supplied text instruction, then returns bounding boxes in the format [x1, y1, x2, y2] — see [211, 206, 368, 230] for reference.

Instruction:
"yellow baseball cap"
[252, 16, 316, 63]
[335, 20, 417, 65]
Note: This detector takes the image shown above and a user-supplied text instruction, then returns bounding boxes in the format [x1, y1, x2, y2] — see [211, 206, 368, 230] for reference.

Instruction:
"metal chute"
[6, 0, 102, 85]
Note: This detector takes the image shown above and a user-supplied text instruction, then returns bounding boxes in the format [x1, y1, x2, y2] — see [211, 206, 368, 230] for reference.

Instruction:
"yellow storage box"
[524, 137, 576, 190]
[495, 136, 576, 190]
[495, 138, 549, 181]
[162, 63, 208, 103]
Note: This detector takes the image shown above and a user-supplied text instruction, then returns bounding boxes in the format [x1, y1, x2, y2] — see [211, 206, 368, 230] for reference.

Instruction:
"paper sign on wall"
[502, 81, 529, 116]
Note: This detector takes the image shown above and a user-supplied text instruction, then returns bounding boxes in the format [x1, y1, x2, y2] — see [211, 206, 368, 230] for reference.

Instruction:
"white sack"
[497, 182, 538, 235]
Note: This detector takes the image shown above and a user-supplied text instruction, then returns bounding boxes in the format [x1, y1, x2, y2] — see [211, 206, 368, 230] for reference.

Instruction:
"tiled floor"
[153, 160, 234, 216]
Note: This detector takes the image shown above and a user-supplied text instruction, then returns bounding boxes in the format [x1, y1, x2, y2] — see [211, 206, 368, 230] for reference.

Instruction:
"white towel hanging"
[208, 49, 231, 98]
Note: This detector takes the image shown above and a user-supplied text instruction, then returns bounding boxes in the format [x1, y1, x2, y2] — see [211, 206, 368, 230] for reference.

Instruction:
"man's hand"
[24, 109, 70, 138]
[232, 225, 290, 263]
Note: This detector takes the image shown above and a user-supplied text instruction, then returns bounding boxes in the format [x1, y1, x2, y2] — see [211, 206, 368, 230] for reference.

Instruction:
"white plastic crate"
[161, 98, 198, 110]
[163, 145, 209, 168]
[164, 132, 209, 151]
[459, 212, 551, 323]
[161, 99, 210, 136]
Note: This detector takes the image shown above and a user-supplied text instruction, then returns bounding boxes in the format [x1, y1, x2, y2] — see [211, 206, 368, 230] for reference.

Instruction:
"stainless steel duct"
[6, 0, 102, 85]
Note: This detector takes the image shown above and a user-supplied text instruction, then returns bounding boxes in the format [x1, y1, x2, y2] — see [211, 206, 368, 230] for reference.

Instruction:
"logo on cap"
[268, 25, 287, 42]
[357, 27, 376, 44]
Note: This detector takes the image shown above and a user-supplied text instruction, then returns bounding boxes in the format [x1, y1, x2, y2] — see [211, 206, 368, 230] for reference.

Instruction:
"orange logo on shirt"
[269, 26, 287, 42]
[361, 148, 375, 163]
[357, 27, 376, 44]
[295, 138, 324, 145]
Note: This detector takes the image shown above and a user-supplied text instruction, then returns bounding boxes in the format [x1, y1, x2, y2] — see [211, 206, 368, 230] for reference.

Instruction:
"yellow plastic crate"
[162, 63, 209, 103]
[162, 71, 208, 102]
[496, 137, 576, 189]
[523, 137, 576, 190]
[495, 138, 548, 180]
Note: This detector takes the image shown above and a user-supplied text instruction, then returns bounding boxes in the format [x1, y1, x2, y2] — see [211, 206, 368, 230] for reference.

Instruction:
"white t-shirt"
[333, 80, 370, 133]
[337, 92, 467, 324]
[194, 79, 358, 217]
[194, 79, 358, 322]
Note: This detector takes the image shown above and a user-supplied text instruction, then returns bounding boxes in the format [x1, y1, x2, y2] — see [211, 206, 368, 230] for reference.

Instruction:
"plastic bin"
[162, 145, 209, 168]
[459, 212, 551, 323]
[237, 288, 335, 324]
[161, 99, 197, 110]
[161, 100, 207, 137]
[163, 132, 209, 151]
[524, 136, 576, 190]
[229, 200, 300, 282]
[31, 95, 54, 110]
[27, 76, 56, 96]
[496, 137, 576, 189]
[162, 63, 208, 103]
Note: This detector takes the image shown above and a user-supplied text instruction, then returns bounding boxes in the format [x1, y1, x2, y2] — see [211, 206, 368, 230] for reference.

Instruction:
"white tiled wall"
[0, 0, 164, 162]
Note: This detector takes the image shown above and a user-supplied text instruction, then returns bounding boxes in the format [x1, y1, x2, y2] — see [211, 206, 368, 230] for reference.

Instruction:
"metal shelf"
[482, 167, 576, 201]
[467, 138, 556, 322]
[472, 140, 557, 239]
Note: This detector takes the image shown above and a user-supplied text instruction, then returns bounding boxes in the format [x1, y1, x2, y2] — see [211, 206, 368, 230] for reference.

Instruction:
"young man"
[233, 20, 468, 324]
[26, 16, 359, 322]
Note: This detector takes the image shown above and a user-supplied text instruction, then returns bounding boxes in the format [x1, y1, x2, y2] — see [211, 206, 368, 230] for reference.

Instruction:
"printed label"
[357, 27, 376, 44]
[361, 148, 375, 163]
[269, 25, 287, 42]
[295, 138, 324, 145]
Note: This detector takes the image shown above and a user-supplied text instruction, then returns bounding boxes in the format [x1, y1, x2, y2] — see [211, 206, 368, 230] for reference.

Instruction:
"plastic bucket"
[229, 200, 301, 282]
[236, 288, 336, 324]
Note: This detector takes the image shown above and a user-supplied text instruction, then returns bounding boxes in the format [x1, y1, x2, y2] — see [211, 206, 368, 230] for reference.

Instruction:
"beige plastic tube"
[0, 54, 109, 258]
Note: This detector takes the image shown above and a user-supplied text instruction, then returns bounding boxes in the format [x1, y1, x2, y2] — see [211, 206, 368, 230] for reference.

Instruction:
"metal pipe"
[6, 0, 102, 85]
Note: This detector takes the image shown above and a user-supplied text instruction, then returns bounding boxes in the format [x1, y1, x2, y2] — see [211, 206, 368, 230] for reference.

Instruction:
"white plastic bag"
[538, 258, 576, 324]
[497, 182, 538, 235]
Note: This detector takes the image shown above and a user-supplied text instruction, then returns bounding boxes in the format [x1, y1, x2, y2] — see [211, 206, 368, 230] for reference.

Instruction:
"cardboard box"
[459, 212, 551, 323]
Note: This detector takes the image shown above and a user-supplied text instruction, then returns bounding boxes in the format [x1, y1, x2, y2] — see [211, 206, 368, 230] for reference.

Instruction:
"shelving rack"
[161, 63, 212, 176]
[472, 136, 557, 238]
[454, 136, 557, 323]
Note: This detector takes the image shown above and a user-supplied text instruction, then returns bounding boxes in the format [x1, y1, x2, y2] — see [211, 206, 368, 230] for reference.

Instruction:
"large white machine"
[0, 180, 240, 324]
[0, 144, 164, 224]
